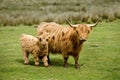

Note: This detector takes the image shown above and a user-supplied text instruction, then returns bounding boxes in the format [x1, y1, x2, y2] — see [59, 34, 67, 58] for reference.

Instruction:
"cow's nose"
[80, 38, 86, 42]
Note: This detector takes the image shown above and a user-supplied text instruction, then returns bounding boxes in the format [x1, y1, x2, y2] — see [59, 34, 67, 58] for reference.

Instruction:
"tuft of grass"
[0, 21, 120, 80]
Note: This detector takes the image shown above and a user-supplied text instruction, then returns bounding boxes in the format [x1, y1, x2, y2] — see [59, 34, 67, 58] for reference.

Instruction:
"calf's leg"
[42, 56, 49, 67]
[32, 53, 39, 66]
[22, 50, 29, 65]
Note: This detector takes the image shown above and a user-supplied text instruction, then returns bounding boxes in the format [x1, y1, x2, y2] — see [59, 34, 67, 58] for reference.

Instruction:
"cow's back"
[37, 22, 62, 36]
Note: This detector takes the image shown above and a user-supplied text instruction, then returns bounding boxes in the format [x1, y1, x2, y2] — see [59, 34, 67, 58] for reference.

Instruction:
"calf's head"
[37, 36, 48, 49]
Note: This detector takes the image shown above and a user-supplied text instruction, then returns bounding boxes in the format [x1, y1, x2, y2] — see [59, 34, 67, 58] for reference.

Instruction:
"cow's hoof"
[64, 64, 68, 68]
[75, 66, 80, 69]
[75, 64, 80, 69]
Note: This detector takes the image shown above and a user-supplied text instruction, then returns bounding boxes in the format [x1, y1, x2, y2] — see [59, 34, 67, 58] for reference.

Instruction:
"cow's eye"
[76, 30, 79, 34]
[88, 30, 90, 33]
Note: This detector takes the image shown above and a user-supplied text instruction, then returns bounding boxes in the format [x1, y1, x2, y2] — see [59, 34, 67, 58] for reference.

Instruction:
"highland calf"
[20, 34, 49, 67]
[37, 19, 100, 69]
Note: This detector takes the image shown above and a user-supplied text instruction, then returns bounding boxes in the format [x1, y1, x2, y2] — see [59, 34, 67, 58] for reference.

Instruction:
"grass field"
[0, 20, 120, 80]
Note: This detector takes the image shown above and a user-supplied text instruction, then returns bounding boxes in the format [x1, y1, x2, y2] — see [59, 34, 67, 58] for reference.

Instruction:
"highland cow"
[20, 33, 49, 67]
[37, 19, 100, 69]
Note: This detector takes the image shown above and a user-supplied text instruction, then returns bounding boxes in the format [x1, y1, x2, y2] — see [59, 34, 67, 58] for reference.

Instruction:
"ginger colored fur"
[37, 22, 94, 69]
[20, 33, 49, 67]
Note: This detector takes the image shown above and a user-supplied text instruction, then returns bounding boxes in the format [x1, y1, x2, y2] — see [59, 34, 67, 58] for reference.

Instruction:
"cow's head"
[66, 18, 100, 42]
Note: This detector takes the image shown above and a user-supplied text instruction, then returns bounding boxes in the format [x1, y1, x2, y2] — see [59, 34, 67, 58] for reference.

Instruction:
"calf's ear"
[36, 36, 42, 41]
[36, 36, 39, 39]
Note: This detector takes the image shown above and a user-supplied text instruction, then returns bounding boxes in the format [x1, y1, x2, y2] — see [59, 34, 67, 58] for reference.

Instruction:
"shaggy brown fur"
[37, 21, 99, 69]
[20, 33, 49, 67]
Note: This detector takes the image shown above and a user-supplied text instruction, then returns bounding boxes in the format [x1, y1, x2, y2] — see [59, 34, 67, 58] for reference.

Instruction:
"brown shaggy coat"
[20, 33, 49, 67]
[37, 21, 99, 69]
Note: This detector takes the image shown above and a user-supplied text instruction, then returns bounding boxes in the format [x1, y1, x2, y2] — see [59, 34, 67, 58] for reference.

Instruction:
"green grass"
[0, 21, 120, 80]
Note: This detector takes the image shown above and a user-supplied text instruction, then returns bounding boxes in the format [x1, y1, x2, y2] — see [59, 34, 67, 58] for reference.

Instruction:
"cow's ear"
[73, 26, 77, 30]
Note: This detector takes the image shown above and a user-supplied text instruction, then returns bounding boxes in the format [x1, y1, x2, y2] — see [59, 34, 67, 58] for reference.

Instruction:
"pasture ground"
[0, 21, 120, 80]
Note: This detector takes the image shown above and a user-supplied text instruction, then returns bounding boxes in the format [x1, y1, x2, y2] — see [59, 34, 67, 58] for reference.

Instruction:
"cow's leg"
[74, 55, 80, 69]
[42, 56, 49, 67]
[32, 53, 39, 66]
[63, 54, 69, 68]
[22, 50, 29, 65]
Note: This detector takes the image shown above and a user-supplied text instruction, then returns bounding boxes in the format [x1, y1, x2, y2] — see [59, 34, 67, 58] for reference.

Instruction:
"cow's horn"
[65, 18, 77, 28]
[87, 18, 101, 27]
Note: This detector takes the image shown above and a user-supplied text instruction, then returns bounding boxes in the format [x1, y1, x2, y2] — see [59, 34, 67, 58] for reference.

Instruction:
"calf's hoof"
[24, 61, 29, 65]
[44, 62, 49, 67]
[45, 65, 49, 68]
[35, 63, 39, 66]
[24, 63, 28, 65]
